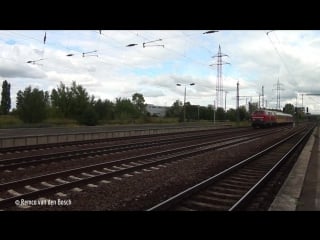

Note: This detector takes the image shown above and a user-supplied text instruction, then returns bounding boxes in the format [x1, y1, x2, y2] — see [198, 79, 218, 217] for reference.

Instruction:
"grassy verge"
[0, 116, 179, 128]
[0, 115, 23, 128]
[0, 116, 79, 128]
[1, 115, 251, 128]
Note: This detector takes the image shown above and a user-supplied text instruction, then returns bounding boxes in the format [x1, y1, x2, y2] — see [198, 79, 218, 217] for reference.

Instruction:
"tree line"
[0, 80, 300, 125]
[0, 80, 148, 125]
[165, 99, 251, 122]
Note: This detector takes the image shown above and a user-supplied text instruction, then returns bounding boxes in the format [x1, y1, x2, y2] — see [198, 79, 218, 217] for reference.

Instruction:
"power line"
[128, 31, 214, 70]
[265, 30, 299, 91]
[1, 30, 218, 75]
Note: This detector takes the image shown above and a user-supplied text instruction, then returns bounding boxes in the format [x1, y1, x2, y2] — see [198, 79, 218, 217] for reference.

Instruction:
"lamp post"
[176, 83, 195, 122]
[213, 100, 216, 124]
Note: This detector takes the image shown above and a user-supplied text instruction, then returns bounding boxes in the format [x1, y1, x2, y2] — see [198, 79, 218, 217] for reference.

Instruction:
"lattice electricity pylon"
[210, 45, 230, 109]
[273, 78, 284, 110]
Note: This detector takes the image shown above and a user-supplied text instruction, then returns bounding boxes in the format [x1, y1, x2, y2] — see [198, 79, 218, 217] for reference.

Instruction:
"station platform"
[269, 125, 320, 211]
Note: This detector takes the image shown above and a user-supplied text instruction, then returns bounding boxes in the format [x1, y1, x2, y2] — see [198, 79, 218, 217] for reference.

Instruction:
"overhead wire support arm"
[142, 38, 164, 48]
[26, 58, 46, 65]
[212, 53, 229, 58]
[203, 30, 219, 34]
[210, 61, 230, 67]
[304, 93, 320, 96]
[126, 43, 139, 47]
[67, 50, 98, 58]
[266, 30, 274, 36]
[82, 50, 98, 57]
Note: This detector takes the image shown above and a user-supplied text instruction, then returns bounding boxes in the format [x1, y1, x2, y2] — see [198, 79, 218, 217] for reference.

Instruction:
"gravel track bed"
[0, 130, 225, 158]
[0, 134, 179, 158]
[7, 128, 293, 211]
[0, 135, 227, 184]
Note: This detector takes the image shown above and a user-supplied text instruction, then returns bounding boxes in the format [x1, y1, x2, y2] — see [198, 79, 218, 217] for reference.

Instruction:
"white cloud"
[0, 61, 47, 78]
[0, 30, 320, 114]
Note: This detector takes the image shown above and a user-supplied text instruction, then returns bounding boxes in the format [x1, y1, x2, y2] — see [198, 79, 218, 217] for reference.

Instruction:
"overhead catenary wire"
[128, 31, 214, 68]
[95, 30, 170, 66]
[89, 30, 218, 74]
[0, 31, 220, 82]
[1, 30, 220, 108]
[181, 31, 216, 56]
[0, 31, 102, 75]
[2, 30, 319, 113]
[264, 30, 320, 112]
[264, 30, 299, 89]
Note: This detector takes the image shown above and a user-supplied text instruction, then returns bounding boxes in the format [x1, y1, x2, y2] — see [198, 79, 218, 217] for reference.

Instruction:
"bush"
[44, 118, 78, 127]
[78, 107, 99, 126]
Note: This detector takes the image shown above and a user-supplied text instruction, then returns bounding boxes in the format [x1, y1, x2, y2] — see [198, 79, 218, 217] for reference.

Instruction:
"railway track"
[0, 127, 279, 171]
[0, 127, 286, 209]
[0, 127, 239, 154]
[147, 124, 315, 211]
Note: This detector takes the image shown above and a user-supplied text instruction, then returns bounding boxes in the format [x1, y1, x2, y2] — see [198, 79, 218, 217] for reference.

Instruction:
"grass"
[104, 117, 179, 125]
[0, 115, 23, 128]
[0, 115, 250, 128]
[230, 121, 251, 127]
[0, 115, 179, 128]
[44, 118, 79, 127]
[0, 115, 80, 129]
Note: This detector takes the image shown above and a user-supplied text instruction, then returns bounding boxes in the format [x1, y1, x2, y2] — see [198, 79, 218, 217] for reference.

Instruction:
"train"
[250, 109, 294, 128]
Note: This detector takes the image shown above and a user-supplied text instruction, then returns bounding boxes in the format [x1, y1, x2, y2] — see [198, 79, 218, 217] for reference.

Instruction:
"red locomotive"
[250, 110, 293, 128]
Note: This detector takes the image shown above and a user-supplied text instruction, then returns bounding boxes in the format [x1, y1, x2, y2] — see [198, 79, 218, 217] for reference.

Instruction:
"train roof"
[274, 111, 293, 117]
[252, 110, 292, 117]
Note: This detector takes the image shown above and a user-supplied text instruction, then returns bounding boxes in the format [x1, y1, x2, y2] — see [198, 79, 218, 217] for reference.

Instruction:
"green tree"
[1, 80, 11, 114]
[51, 81, 96, 124]
[51, 82, 71, 118]
[283, 103, 295, 115]
[132, 93, 146, 116]
[114, 97, 138, 120]
[166, 100, 183, 118]
[216, 107, 225, 121]
[226, 108, 236, 121]
[199, 106, 211, 120]
[185, 103, 200, 121]
[79, 106, 99, 126]
[94, 99, 114, 121]
[69, 81, 94, 120]
[16, 86, 49, 123]
[239, 105, 249, 121]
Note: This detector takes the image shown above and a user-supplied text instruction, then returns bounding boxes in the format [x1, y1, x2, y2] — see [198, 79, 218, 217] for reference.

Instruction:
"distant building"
[146, 104, 169, 117]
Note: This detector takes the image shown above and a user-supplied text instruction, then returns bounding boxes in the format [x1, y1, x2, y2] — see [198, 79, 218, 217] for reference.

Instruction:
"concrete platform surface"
[269, 125, 320, 211]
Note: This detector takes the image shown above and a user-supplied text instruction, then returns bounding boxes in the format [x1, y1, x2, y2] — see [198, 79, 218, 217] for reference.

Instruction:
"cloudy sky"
[1, 30, 320, 114]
